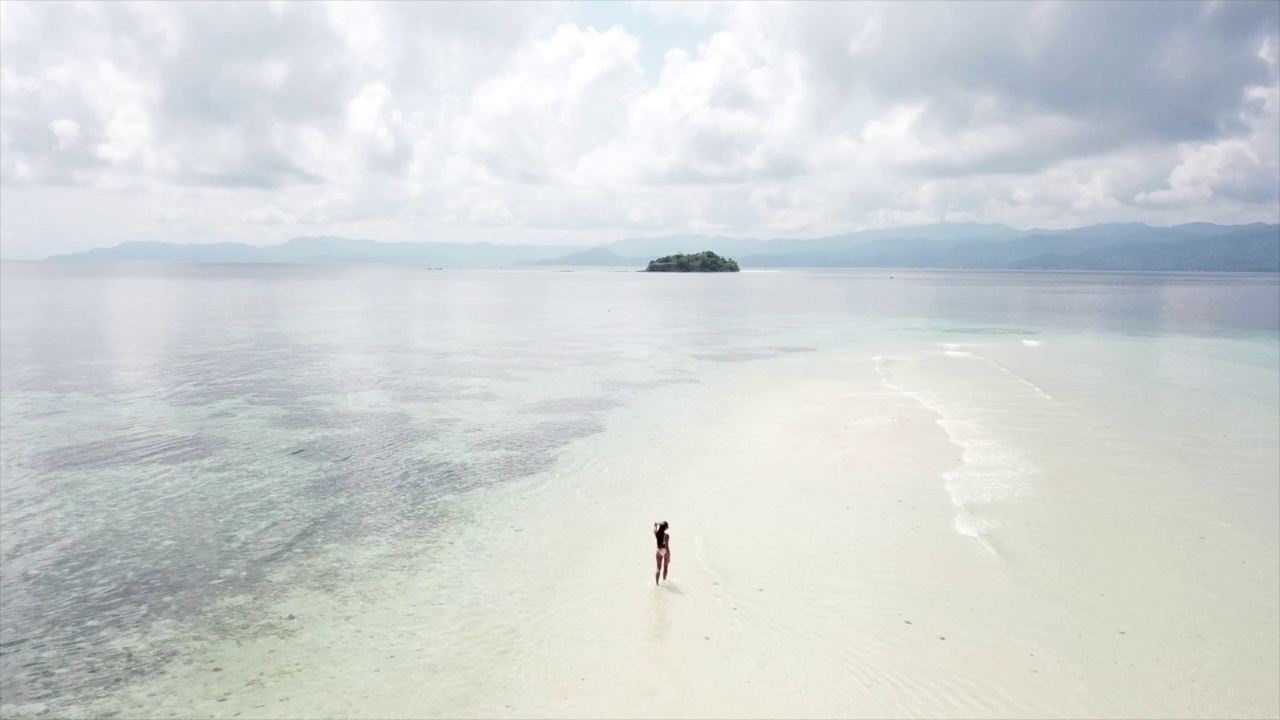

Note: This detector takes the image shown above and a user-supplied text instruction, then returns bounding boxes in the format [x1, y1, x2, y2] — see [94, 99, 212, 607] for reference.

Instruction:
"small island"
[645, 251, 741, 272]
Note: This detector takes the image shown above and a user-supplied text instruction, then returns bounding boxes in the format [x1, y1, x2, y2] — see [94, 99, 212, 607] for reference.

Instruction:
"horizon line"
[14, 218, 1279, 262]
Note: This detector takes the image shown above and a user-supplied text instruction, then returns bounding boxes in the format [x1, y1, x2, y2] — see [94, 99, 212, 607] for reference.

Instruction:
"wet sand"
[85, 347, 1278, 719]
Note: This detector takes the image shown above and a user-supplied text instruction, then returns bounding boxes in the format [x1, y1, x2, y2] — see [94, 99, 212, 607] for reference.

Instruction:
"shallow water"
[1, 264, 1277, 717]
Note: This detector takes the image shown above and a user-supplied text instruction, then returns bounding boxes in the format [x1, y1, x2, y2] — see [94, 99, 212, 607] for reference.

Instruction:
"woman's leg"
[655, 552, 662, 585]
[662, 551, 671, 581]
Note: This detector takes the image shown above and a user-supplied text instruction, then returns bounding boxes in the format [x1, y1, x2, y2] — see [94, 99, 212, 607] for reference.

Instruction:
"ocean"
[1, 264, 1277, 718]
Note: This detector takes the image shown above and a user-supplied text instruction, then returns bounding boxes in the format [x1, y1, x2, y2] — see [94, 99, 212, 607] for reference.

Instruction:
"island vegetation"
[645, 251, 741, 272]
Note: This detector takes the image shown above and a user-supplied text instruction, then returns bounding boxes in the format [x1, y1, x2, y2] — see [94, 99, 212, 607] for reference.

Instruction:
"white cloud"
[619, 28, 811, 184]
[49, 118, 80, 150]
[462, 23, 645, 185]
[1136, 85, 1280, 209]
[0, 0, 1277, 258]
[346, 82, 400, 158]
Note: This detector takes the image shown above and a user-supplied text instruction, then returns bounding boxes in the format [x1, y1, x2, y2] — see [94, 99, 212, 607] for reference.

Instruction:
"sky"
[1, 1, 1278, 259]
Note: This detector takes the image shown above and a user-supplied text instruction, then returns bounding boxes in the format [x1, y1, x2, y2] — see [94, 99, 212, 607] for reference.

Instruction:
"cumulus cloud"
[49, 119, 81, 150]
[0, 0, 1276, 257]
[1136, 85, 1280, 209]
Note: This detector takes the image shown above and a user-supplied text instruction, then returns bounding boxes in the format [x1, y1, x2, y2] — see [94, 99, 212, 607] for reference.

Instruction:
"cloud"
[461, 23, 646, 185]
[0, 0, 1277, 258]
[1136, 85, 1280, 209]
[49, 118, 81, 150]
[724, 1, 1279, 172]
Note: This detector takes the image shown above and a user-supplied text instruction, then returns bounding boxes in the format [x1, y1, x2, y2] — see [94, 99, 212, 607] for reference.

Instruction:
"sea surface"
[1, 264, 1277, 717]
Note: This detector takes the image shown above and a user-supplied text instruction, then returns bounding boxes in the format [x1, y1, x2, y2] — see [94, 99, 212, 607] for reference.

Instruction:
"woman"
[654, 521, 671, 585]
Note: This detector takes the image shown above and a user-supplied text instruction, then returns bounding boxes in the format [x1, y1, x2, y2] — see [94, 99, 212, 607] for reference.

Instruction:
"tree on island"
[645, 251, 741, 272]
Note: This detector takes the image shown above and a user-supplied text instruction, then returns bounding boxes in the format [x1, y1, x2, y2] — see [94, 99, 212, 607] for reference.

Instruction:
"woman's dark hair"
[658, 521, 669, 532]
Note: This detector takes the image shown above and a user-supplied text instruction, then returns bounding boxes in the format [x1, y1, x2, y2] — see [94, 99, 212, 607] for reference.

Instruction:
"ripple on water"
[33, 433, 223, 472]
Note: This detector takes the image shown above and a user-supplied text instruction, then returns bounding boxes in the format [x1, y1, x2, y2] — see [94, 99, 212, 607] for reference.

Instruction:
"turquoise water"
[1, 264, 1277, 714]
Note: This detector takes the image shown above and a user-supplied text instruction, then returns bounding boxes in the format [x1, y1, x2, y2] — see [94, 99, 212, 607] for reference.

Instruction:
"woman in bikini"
[654, 521, 671, 585]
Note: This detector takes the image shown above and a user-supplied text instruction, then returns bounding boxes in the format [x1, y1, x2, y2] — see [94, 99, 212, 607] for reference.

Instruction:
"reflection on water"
[0, 264, 1276, 711]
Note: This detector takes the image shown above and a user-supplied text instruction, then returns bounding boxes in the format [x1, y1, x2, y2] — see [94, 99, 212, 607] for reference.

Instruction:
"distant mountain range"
[43, 222, 1280, 272]
[45, 236, 589, 266]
